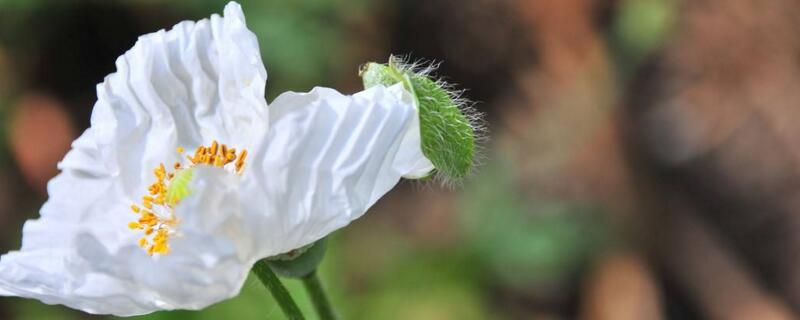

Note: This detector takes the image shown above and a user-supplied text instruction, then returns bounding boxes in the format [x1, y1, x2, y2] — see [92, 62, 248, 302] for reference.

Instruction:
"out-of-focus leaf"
[613, 0, 675, 58]
[353, 254, 487, 320]
[459, 158, 610, 291]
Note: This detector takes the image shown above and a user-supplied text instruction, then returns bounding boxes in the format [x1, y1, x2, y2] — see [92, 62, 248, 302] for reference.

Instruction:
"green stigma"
[166, 167, 194, 206]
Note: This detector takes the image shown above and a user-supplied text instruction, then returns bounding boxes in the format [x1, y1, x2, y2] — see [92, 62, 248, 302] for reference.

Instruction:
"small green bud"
[266, 238, 327, 279]
[360, 56, 482, 184]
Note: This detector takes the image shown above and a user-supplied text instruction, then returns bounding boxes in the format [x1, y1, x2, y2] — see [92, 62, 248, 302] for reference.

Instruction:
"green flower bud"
[266, 238, 328, 279]
[360, 56, 483, 184]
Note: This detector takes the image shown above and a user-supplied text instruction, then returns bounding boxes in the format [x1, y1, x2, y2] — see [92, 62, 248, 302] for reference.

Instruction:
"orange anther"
[210, 141, 218, 156]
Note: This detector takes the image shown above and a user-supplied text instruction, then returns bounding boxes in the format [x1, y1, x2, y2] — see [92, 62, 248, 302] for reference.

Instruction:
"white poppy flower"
[0, 2, 433, 316]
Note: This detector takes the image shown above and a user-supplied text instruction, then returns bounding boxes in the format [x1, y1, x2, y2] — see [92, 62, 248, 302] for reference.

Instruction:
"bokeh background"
[0, 0, 796, 319]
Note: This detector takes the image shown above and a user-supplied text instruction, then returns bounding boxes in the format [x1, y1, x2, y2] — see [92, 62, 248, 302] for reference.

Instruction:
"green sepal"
[266, 238, 327, 279]
[360, 56, 476, 183]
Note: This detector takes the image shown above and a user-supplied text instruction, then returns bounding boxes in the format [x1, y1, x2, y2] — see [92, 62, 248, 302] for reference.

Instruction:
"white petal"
[234, 84, 433, 258]
[93, 0, 267, 196]
[0, 2, 266, 316]
[396, 103, 435, 179]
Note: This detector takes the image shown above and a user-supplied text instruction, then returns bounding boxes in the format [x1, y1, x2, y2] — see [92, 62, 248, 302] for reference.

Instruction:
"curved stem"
[253, 260, 305, 320]
[302, 271, 337, 320]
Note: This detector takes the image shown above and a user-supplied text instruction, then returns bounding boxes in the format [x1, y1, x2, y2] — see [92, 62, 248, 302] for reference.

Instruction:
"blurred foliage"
[0, 96, 8, 167]
[614, 0, 675, 56]
[336, 226, 490, 320]
[459, 158, 612, 293]
[0, 0, 375, 98]
[609, 0, 676, 79]
[352, 254, 487, 320]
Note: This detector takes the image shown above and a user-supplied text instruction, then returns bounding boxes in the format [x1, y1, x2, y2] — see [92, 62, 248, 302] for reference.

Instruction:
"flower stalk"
[302, 271, 337, 320]
[252, 260, 305, 320]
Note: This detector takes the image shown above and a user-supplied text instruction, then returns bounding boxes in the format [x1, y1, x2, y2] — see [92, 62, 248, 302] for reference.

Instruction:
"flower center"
[128, 141, 248, 255]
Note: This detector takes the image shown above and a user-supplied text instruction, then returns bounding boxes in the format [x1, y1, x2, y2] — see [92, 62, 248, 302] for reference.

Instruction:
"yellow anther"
[141, 212, 156, 222]
[192, 147, 205, 164]
[210, 141, 219, 156]
[236, 149, 248, 172]
[131, 141, 247, 256]
[148, 184, 159, 195]
[152, 243, 169, 255]
[154, 163, 166, 179]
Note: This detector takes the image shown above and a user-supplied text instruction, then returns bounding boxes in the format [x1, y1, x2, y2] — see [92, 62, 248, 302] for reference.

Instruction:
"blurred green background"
[6, 0, 800, 319]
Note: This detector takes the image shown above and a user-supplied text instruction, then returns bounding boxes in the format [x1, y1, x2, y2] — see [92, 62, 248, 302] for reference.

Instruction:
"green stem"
[253, 260, 306, 320]
[302, 271, 337, 320]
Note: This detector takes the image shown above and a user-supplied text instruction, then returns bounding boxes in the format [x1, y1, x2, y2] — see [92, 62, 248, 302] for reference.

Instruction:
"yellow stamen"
[210, 140, 218, 156]
[129, 141, 248, 256]
[236, 149, 248, 173]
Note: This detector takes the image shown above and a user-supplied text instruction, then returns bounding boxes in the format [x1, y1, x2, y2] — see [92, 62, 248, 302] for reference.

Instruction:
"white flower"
[0, 2, 433, 316]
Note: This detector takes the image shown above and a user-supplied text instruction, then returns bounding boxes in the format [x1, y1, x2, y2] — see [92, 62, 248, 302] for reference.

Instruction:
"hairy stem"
[253, 260, 306, 320]
[302, 271, 337, 320]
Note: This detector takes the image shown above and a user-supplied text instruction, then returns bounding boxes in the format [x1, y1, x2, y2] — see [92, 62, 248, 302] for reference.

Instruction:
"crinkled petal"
[231, 84, 433, 259]
[0, 2, 268, 316]
[95, 1, 267, 197]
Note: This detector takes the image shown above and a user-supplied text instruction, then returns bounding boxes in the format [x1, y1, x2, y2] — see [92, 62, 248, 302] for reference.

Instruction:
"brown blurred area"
[2, 0, 800, 319]
[402, 0, 800, 318]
